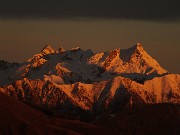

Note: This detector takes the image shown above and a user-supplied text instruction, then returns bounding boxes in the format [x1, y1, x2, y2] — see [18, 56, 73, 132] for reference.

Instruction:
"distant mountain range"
[0, 43, 179, 115]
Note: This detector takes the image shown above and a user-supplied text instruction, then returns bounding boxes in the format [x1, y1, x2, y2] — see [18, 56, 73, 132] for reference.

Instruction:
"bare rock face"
[0, 43, 179, 114]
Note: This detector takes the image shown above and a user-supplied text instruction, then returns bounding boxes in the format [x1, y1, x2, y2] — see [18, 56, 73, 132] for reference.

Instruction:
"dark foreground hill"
[0, 93, 105, 135]
[0, 92, 180, 135]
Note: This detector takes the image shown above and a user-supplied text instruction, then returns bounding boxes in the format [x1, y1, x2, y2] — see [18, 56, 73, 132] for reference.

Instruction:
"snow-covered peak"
[41, 45, 55, 55]
[119, 44, 140, 62]
[118, 43, 168, 75]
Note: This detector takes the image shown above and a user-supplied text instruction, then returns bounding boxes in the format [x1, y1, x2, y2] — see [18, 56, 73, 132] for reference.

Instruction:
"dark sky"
[0, 0, 180, 21]
[0, 0, 180, 73]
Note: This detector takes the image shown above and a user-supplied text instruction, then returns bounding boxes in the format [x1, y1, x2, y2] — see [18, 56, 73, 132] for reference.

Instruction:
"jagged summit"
[41, 45, 55, 55]
[119, 43, 168, 75]
[125, 43, 146, 57]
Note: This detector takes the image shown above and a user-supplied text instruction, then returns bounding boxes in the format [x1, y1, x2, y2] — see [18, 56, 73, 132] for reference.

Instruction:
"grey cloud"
[0, 0, 180, 21]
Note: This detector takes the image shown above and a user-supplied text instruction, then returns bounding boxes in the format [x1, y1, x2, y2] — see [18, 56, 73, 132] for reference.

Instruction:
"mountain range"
[0, 43, 179, 114]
